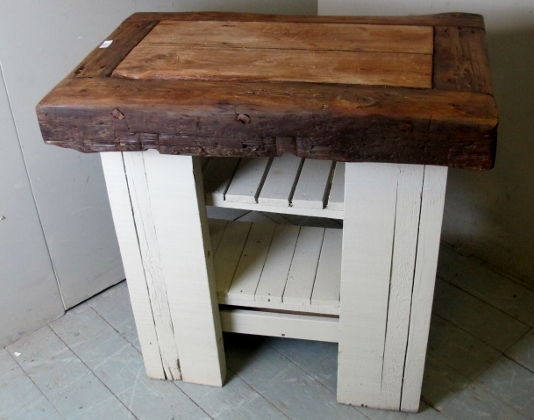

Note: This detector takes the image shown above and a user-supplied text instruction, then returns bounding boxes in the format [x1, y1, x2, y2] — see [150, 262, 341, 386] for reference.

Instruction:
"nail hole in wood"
[236, 114, 251, 124]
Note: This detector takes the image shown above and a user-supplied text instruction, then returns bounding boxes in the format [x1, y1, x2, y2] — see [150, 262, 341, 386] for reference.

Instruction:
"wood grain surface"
[37, 11, 498, 169]
[38, 77, 497, 169]
[114, 46, 432, 88]
[125, 11, 486, 29]
[72, 20, 158, 78]
[139, 21, 433, 53]
[433, 26, 493, 94]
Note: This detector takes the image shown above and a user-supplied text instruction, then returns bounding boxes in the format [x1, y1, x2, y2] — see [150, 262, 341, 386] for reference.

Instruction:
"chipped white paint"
[338, 163, 447, 412]
[140, 152, 225, 386]
[102, 151, 226, 386]
[101, 152, 168, 380]
[122, 151, 181, 381]
[401, 165, 447, 411]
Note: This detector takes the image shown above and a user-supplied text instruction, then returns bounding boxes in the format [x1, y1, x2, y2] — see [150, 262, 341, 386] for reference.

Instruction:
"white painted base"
[102, 152, 447, 412]
[101, 151, 225, 386]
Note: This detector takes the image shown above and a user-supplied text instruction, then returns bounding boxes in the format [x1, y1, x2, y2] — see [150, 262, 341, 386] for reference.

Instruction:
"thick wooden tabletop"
[37, 12, 498, 169]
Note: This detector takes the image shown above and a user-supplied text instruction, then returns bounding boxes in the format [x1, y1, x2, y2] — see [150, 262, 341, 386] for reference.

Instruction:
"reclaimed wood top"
[37, 12, 498, 169]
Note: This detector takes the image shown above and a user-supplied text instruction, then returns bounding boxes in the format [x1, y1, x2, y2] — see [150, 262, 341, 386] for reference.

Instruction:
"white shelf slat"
[283, 227, 325, 305]
[328, 162, 345, 211]
[258, 153, 303, 207]
[312, 228, 343, 307]
[225, 157, 271, 204]
[226, 223, 277, 301]
[254, 224, 300, 304]
[214, 221, 252, 297]
[291, 159, 334, 209]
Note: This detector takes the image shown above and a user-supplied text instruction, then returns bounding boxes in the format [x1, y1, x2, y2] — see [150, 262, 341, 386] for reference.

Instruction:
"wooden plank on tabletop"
[72, 20, 158, 78]
[433, 26, 493, 94]
[114, 46, 432, 88]
[126, 12, 486, 30]
[140, 20, 433, 54]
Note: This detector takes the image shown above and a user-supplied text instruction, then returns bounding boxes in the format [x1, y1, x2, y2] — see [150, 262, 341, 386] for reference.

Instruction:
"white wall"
[0, 65, 64, 347]
[319, 0, 534, 287]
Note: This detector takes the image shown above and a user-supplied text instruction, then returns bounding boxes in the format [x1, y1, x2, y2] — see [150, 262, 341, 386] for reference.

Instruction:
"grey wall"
[320, 0, 534, 287]
[0, 65, 64, 347]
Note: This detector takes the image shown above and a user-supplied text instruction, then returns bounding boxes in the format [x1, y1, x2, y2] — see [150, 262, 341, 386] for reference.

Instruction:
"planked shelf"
[203, 155, 344, 219]
[209, 219, 342, 316]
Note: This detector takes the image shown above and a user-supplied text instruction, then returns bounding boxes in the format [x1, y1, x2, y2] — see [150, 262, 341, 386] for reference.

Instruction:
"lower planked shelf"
[209, 219, 342, 316]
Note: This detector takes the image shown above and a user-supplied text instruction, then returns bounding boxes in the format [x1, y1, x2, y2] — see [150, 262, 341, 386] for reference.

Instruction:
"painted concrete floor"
[2, 210, 534, 420]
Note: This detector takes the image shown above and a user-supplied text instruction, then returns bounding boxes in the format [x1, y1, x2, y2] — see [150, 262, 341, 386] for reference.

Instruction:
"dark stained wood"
[37, 12, 498, 170]
[71, 20, 158, 78]
[433, 26, 493, 94]
[126, 12, 486, 30]
[37, 78, 497, 169]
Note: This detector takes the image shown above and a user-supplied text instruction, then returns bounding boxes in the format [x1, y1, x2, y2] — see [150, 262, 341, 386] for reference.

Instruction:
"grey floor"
[2, 209, 534, 420]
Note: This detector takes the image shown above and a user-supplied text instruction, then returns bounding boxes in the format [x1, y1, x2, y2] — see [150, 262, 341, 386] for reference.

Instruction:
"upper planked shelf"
[37, 12, 498, 170]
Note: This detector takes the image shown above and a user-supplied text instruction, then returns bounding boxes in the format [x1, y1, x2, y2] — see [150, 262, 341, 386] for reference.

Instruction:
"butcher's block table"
[37, 12, 498, 412]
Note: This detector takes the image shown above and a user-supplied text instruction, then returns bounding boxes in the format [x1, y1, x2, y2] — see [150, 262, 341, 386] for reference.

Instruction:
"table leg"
[101, 151, 225, 386]
[338, 163, 447, 412]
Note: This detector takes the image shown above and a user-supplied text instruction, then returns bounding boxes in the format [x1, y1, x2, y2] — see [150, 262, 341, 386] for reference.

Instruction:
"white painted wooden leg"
[101, 151, 225, 386]
[401, 165, 448, 411]
[101, 152, 173, 380]
[338, 163, 447, 412]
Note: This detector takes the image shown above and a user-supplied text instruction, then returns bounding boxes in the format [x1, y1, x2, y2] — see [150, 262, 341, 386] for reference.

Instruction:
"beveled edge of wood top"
[37, 77, 498, 170]
[125, 11, 486, 30]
